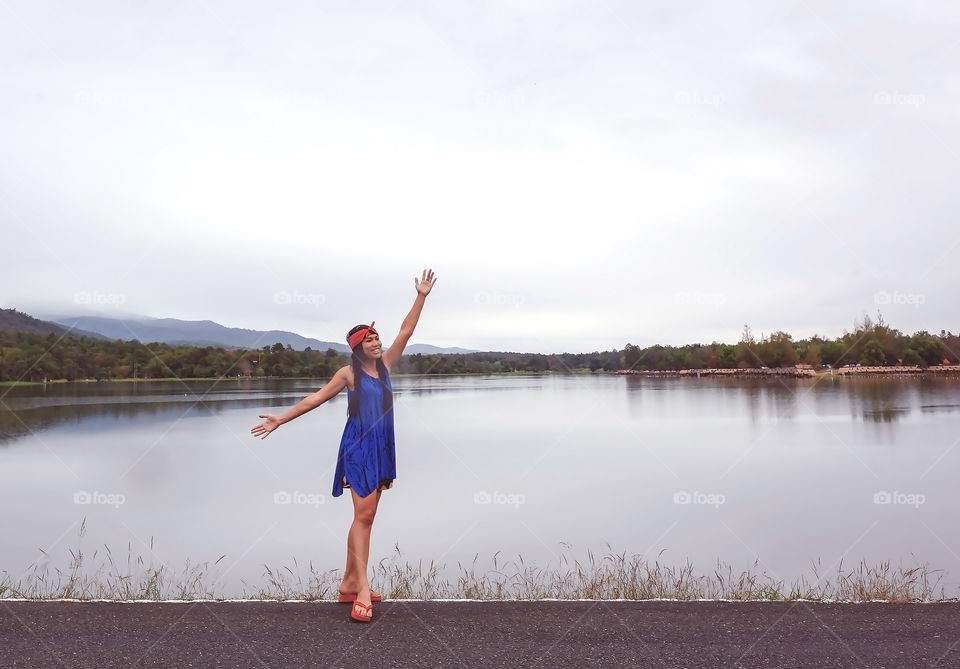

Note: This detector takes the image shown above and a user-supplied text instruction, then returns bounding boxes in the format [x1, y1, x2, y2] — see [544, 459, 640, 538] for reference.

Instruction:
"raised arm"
[251, 366, 351, 439]
[383, 268, 437, 371]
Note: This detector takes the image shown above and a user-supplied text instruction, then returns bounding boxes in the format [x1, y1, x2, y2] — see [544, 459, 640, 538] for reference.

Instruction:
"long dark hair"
[347, 324, 393, 417]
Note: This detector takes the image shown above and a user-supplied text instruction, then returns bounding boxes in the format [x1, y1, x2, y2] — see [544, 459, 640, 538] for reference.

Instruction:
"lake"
[2, 374, 959, 598]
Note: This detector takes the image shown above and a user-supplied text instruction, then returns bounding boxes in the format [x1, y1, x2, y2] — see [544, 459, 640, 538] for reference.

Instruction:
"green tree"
[622, 343, 642, 370]
[901, 349, 923, 366]
[754, 332, 798, 368]
[860, 340, 886, 366]
[909, 333, 944, 366]
[803, 343, 822, 367]
[819, 341, 845, 367]
[715, 345, 737, 368]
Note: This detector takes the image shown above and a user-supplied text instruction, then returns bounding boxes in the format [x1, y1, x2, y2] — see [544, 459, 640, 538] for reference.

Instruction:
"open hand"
[251, 414, 282, 439]
[415, 268, 437, 296]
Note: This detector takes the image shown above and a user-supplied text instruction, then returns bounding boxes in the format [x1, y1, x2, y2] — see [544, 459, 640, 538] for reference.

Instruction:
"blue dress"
[332, 369, 396, 498]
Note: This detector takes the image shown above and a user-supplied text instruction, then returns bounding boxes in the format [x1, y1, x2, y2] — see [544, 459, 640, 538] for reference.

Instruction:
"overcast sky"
[1, 1, 957, 354]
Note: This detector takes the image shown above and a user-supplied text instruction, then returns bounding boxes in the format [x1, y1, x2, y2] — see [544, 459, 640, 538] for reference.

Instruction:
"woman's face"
[360, 332, 382, 360]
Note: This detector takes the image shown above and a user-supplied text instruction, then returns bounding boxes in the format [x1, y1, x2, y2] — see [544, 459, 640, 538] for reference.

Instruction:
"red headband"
[347, 322, 377, 350]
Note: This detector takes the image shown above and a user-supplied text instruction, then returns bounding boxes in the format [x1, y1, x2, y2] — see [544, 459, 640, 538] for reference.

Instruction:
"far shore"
[0, 371, 576, 386]
[4, 365, 960, 387]
[617, 364, 960, 378]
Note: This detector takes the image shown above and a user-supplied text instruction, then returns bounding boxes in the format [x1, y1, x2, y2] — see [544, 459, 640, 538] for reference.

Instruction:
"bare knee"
[353, 513, 376, 528]
[353, 508, 377, 527]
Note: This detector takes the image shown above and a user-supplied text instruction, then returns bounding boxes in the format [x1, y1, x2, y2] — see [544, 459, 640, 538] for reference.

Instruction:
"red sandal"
[350, 600, 373, 622]
[338, 590, 383, 603]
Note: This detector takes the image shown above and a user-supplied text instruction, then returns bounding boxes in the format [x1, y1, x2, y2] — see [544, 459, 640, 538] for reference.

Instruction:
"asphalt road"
[3, 600, 959, 668]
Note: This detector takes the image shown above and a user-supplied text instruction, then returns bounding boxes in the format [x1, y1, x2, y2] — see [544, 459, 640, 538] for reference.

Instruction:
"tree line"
[623, 315, 955, 371]
[1, 313, 956, 383]
[0, 335, 347, 382]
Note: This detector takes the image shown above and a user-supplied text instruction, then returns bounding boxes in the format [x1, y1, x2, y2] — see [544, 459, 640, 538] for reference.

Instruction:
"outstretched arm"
[383, 268, 437, 371]
[251, 366, 350, 439]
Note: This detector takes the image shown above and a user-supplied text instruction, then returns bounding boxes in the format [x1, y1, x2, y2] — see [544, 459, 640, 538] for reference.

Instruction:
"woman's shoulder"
[334, 365, 354, 387]
[333, 363, 389, 389]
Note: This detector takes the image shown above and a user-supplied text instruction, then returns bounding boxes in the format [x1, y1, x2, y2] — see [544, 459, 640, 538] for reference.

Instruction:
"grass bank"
[1, 526, 951, 603]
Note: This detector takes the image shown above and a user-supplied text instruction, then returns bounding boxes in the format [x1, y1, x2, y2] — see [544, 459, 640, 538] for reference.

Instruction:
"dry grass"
[246, 559, 341, 601]
[1, 529, 952, 603]
[1, 519, 224, 601]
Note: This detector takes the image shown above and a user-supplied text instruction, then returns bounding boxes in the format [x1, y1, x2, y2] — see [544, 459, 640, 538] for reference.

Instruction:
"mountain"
[0, 308, 107, 340]
[404, 344, 477, 355]
[44, 314, 351, 352]
[40, 314, 477, 354]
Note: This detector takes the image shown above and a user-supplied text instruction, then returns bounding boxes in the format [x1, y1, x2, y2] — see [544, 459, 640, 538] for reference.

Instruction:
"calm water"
[2, 374, 959, 597]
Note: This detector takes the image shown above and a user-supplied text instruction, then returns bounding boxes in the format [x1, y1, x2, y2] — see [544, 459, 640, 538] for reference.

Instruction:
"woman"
[250, 268, 437, 622]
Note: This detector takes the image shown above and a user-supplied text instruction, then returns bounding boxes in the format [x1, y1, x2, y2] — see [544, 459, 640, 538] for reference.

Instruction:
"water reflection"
[842, 377, 911, 424]
[738, 379, 803, 422]
[622, 376, 806, 423]
[863, 407, 911, 423]
[0, 375, 553, 444]
[0, 398, 298, 445]
[920, 403, 960, 415]
[0, 379, 330, 445]
[621, 374, 960, 426]
[838, 376, 960, 423]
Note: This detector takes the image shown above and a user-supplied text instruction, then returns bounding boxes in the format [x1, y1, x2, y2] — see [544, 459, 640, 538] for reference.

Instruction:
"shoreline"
[617, 365, 960, 378]
[0, 371, 601, 385]
[7, 365, 960, 386]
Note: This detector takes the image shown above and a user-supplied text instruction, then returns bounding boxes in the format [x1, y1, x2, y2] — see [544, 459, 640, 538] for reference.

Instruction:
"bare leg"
[340, 478, 359, 589]
[340, 485, 381, 605]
